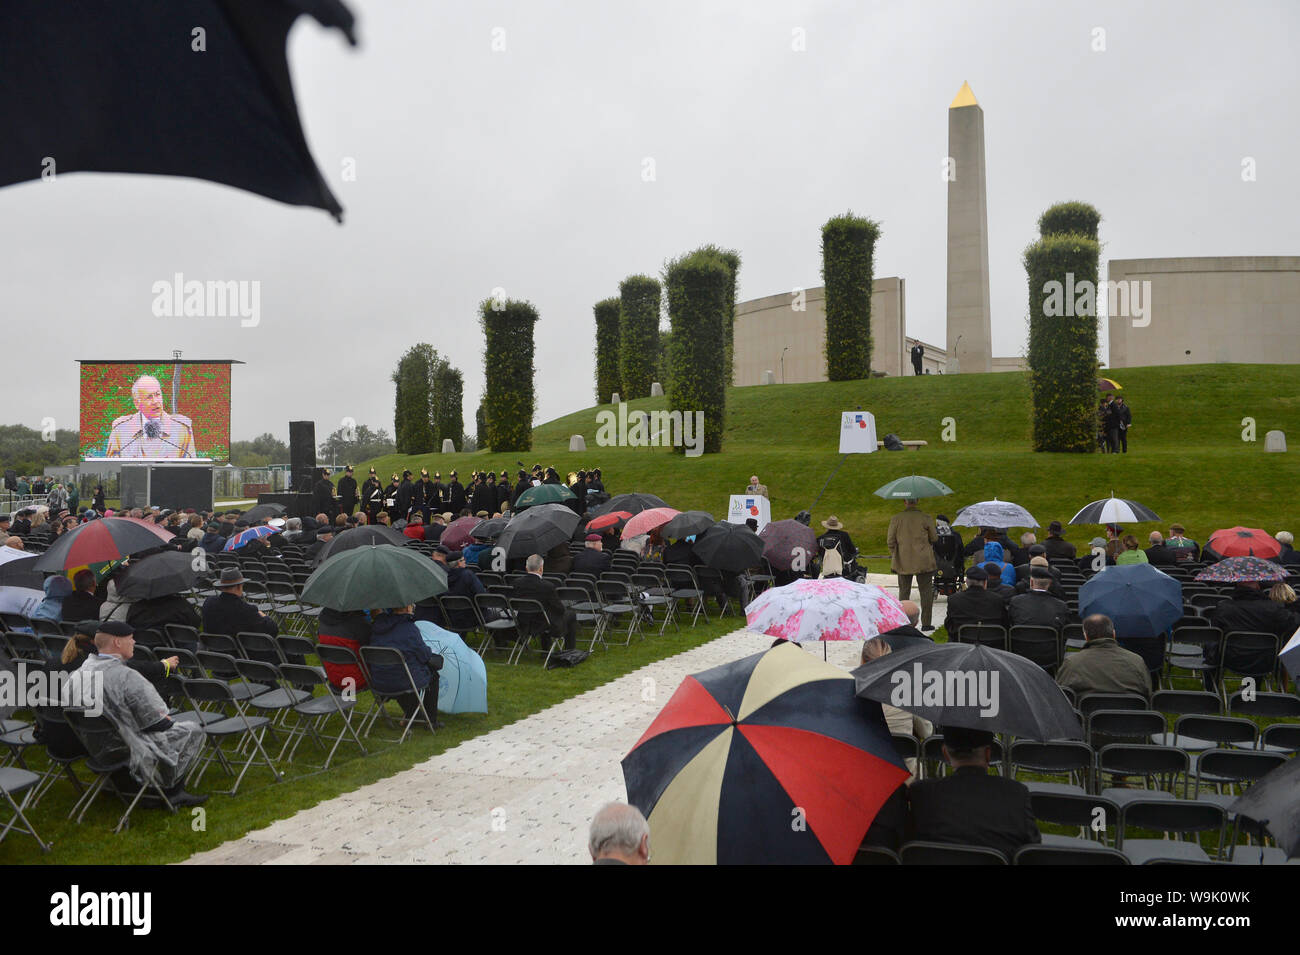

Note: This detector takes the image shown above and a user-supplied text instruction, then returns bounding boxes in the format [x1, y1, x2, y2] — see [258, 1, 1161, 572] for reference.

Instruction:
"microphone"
[144, 420, 161, 439]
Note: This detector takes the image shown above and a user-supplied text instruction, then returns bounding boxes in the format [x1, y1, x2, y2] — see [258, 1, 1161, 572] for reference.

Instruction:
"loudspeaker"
[257, 492, 314, 520]
[3, 470, 15, 491]
[289, 421, 316, 493]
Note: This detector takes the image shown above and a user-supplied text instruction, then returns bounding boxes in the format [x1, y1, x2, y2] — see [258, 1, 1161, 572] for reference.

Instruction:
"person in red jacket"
[403, 513, 427, 541]
[316, 608, 371, 691]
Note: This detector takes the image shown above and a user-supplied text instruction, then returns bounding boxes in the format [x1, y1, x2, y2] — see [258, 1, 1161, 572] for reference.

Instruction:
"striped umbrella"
[1206, 527, 1282, 560]
[621, 507, 680, 540]
[1069, 495, 1160, 525]
[1194, 556, 1288, 583]
[32, 517, 173, 573]
[622, 643, 908, 865]
[745, 578, 909, 643]
[223, 525, 280, 551]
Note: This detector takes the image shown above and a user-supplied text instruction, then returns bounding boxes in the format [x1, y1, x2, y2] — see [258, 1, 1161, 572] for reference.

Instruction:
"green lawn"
[0, 615, 741, 865]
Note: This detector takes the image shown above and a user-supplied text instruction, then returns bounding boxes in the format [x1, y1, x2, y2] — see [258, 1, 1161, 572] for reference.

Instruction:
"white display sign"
[838, 411, 878, 454]
[726, 494, 771, 532]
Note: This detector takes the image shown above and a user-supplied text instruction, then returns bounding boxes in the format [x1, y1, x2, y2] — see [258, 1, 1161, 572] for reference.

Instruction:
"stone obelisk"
[945, 81, 992, 374]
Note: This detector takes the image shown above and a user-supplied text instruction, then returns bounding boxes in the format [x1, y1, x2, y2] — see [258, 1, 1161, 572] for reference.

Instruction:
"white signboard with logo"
[726, 494, 771, 532]
[838, 411, 878, 454]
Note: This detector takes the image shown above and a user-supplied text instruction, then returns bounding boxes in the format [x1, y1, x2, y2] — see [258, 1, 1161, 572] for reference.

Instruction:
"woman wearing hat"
[818, 515, 857, 565]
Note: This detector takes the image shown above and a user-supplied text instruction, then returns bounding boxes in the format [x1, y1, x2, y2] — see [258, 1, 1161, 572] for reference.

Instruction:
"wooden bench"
[876, 440, 928, 450]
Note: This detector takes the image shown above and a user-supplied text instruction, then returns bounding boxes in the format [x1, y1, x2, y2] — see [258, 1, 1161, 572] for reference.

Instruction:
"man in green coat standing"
[888, 499, 938, 631]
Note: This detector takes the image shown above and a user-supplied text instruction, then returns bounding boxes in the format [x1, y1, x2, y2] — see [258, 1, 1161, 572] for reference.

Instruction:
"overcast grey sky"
[2, 0, 1296, 445]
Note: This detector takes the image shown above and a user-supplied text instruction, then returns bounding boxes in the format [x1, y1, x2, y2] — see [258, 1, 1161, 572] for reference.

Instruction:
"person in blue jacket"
[369, 605, 443, 723]
[981, 540, 1017, 588]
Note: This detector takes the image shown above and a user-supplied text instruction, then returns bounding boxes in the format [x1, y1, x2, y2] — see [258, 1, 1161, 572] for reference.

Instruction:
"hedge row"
[480, 298, 538, 451]
[593, 296, 622, 404]
[619, 275, 660, 400]
[664, 248, 729, 454]
[431, 361, 464, 451]
[391, 344, 436, 454]
[821, 213, 881, 381]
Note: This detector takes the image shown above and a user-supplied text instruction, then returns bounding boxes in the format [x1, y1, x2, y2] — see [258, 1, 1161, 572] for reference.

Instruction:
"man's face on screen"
[133, 377, 164, 419]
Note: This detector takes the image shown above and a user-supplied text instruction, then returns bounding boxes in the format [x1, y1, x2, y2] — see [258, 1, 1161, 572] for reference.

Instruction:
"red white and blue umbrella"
[745, 578, 909, 643]
[223, 525, 280, 551]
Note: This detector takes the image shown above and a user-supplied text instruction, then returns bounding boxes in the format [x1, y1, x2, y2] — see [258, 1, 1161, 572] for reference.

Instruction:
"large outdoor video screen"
[79, 362, 232, 460]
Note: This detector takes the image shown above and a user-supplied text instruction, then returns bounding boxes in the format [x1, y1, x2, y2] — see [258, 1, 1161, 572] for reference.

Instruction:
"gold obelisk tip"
[949, 81, 978, 109]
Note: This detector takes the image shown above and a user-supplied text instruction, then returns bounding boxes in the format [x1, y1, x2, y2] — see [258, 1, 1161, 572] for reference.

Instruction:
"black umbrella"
[496, 505, 581, 558]
[759, 519, 818, 572]
[472, 517, 509, 541]
[852, 642, 1083, 741]
[243, 502, 287, 524]
[312, 524, 406, 565]
[589, 493, 668, 518]
[661, 510, 715, 539]
[0, 555, 44, 591]
[0, 0, 356, 220]
[115, 551, 199, 600]
[692, 521, 765, 573]
[1230, 756, 1300, 857]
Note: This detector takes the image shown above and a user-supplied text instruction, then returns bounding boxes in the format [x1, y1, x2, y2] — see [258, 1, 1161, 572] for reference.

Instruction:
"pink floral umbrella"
[744, 578, 909, 650]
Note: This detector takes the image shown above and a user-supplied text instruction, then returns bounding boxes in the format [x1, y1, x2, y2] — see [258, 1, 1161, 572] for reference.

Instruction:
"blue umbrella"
[414, 620, 487, 714]
[223, 525, 280, 551]
[1078, 564, 1183, 638]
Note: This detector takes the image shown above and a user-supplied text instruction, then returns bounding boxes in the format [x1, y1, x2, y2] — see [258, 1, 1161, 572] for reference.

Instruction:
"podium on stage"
[726, 494, 771, 532]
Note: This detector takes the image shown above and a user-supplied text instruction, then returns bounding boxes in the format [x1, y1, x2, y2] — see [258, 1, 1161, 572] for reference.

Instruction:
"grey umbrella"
[661, 510, 714, 539]
[853, 642, 1082, 741]
[496, 504, 581, 558]
[953, 499, 1039, 529]
[1229, 756, 1300, 857]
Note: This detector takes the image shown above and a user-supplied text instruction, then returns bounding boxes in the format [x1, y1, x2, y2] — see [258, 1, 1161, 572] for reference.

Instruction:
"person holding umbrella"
[589, 802, 651, 865]
[887, 500, 938, 631]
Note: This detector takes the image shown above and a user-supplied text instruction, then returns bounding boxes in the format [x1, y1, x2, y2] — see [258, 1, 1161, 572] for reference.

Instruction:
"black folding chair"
[64, 709, 177, 832]
[358, 645, 438, 743]
[179, 678, 282, 794]
[0, 767, 50, 852]
[278, 663, 368, 769]
[899, 841, 1008, 865]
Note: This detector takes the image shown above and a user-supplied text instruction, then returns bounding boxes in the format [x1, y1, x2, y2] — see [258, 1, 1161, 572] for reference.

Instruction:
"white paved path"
[185, 576, 948, 865]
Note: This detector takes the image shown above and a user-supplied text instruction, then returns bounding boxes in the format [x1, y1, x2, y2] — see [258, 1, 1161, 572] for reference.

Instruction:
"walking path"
[184, 576, 948, 865]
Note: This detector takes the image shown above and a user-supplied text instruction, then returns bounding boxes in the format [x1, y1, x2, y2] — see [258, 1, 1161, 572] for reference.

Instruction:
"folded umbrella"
[312, 524, 407, 565]
[953, 498, 1038, 529]
[1194, 556, 1289, 584]
[693, 521, 765, 573]
[496, 504, 581, 558]
[745, 578, 909, 643]
[514, 483, 576, 509]
[621, 507, 680, 540]
[33, 517, 174, 573]
[1229, 757, 1300, 858]
[622, 642, 908, 864]
[114, 551, 199, 600]
[440, 517, 485, 551]
[1206, 527, 1282, 560]
[1078, 564, 1183, 638]
[873, 475, 954, 500]
[301, 544, 447, 612]
[661, 510, 715, 539]
[414, 620, 488, 714]
[853, 642, 1083, 741]
[1069, 495, 1160, 525]
[589, 493, 668, 518]
[758, 519, 818, 572]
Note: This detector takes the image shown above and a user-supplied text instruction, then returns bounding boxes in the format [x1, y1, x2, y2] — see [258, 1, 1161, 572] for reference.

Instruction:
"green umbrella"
[873, 475, 954, 500]
[301, 544, 448, 612]
[514, 483, 576, 509]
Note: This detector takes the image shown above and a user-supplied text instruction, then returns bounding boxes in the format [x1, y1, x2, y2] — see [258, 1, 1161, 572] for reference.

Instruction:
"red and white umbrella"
[745, 578, 909, 643]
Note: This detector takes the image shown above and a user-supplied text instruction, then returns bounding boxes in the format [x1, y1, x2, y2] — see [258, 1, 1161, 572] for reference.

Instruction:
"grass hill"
[354, 364, 1300, 557]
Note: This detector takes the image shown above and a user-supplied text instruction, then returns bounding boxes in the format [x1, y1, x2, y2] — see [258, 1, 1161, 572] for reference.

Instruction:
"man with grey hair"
[104, 374, 196, 458]
[511, 554, 577, 651]
[1054, 614, 1150, 699]
[1275, 531, 1300, 567]
[589, 802, 650, 865]
[1144, 530, 1176, 566]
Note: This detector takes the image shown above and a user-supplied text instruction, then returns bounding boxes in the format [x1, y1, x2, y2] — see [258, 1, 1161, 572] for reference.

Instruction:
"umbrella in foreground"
[1206, 527, 1282, 560]
[953, 499, 1038, 529]
[0, 554, 44, 590]
[622, 642, 908, 864]
[496, 505, 581, 558]
[414, 620, 488, 714]
[589, 493, 668, 517]
[0, 0, 356, 220]
[1281, 626, 1300, 682]
[759, 519, 818, 572]
[585, 510, 632, 533]
[1230, 757, 1300, 858]
[114, 551, 198, 601]
[873, 475, 954, 500]
[1079, 564, 1183, 639]
[1194, 556, 1288, 584]
[661, 510, 715, 539]
[853, 642, 1083, 741]
[1069, 495, 1160, 525]
[621, 507, 680, 540]
[745, 578, 909, 643]
[301, 545, 447, 612]
[242, 502, 287, 524]
[223, 525, 280, 551]
[514, 483, 576, 509]
[33, 517, 174, 573]
[440, 517, 485, 551]
[312, 524, 407, 565]
[693, 521, 765, 573]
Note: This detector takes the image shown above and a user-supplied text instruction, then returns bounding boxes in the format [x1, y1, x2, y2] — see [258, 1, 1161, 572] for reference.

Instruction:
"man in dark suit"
[311, 468, 337, 519]
[395, 469, 415, 520]
[201, 567, 279, 640]
[512, 554, 577, 650]
[1008, 567, 1070, 631]
[573, 534, 612, 576]
[1042, 520, 1076, 561]
[906, 725, 1041, 859]
[337, 465, 358, 516]
[1144, 531, 1177, 566]
[944, 567, 1008, 638]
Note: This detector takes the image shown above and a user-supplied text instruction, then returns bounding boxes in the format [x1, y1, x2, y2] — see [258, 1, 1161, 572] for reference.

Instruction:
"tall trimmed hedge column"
[593, 297, 622, 404]
[619, 275, 660, 400]
[1025, 201, 1102, 452]
[480, 298, 538, 451]
[665, 249, 728, 454]
[821, 213, 881, 380]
